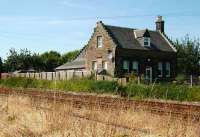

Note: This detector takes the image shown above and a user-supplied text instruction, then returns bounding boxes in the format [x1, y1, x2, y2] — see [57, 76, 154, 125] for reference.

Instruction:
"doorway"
[145, 67, 152, 83]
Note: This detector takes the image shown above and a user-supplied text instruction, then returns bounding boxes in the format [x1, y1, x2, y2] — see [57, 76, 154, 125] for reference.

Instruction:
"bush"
[175, 74, 186, 84]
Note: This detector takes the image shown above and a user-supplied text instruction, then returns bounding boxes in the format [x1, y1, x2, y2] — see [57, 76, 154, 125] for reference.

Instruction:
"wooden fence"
[9, 71, 129, 85]
[12, 71, 92, 81]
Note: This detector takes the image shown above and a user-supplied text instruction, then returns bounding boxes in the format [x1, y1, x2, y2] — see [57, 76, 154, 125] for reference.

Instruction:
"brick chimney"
[156, 16, 165, 33]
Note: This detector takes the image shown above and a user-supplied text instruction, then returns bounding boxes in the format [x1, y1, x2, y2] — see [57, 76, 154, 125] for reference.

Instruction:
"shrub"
[175, 74, 186, 84]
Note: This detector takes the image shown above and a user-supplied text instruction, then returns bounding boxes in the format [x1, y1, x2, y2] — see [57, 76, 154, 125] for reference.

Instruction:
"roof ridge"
[105, 24, 136, 30]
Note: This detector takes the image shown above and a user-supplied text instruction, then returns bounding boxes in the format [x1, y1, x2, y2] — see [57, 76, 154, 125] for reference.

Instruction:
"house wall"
[85, 22, 117, 76]
[115, 47, 177, 80]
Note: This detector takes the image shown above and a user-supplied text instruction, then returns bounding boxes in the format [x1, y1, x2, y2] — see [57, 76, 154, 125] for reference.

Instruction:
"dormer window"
[97, 36, 103, 48]
[144, 37, 150, 47]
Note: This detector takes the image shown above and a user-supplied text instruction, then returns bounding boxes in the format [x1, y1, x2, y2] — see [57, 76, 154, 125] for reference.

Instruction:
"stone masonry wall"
[85, 22, 117, 76]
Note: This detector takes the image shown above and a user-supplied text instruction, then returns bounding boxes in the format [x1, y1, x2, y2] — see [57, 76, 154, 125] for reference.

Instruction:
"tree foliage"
[40, 51, 61, 72]
[2, 48, 80, 72]
[174, 35, 200, 75]
[0, 57, 3, 73]
[60, 50, 80, 64]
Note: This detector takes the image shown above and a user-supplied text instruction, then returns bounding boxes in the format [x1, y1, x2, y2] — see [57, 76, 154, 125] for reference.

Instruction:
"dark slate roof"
[104, 25, 176, 52]
[55, 59, 85, 70]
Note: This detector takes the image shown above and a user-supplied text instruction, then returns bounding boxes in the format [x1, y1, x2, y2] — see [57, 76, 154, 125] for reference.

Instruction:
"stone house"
[56, 16, 177, 82]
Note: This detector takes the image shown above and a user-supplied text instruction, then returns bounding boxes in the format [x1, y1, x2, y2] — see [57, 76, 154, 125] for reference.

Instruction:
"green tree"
[61, 50, 80, 64]
[0, 57, 3, 73]
[4, 48, 19, 72]
[4, 48, 39, 72]
[40, 51, 61, 71]
[175, 35, 200, 75]
[17, 49, 34, 70]
[32, 53, 43, 71]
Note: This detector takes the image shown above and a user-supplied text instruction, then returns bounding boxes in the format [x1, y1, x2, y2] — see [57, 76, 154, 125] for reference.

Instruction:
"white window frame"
[166, 62, 171, 77]
[97, 36, 103, 48]
[144, 37, 150, 47]
[158, 62, 163, 77]
[123, 60, 129, 72]
[102, 61, 108, 70]
[92, 61, 97, 70]
[132, 61, 139, 73]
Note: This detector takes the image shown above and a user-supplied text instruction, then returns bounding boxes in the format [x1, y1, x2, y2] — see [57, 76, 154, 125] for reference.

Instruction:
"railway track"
[0, 87, 200, 121]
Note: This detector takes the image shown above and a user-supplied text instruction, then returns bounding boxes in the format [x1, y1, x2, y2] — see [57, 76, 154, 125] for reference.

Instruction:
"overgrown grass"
[1, 77, 200, 101]
[0, 77, 120, 94]
[124, 82, 200, 101]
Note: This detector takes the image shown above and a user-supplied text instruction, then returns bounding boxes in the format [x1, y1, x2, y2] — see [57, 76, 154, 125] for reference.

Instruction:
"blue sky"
[0, 0, 200, 59]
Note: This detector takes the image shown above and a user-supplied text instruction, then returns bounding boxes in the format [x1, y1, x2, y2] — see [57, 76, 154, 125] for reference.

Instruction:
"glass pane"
[123, 61, 129, 70]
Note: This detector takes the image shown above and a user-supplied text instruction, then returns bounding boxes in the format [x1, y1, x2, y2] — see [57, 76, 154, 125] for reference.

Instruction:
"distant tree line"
[0, 49, 79, 72]
[0, 35, 199, 76]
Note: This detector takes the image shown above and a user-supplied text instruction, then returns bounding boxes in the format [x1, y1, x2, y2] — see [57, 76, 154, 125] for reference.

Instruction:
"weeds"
[1, 77, 200, 101]
[0, 94, 199, 137]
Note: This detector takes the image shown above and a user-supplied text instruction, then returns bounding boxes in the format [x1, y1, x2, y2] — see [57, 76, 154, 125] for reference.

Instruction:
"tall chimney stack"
[156, 16, 165, 33]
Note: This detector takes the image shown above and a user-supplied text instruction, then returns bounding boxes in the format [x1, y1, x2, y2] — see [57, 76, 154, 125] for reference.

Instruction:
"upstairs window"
[158, 62, 163, 77]
[132, 61, 139, 73]
[92, 61, 97, 70]
[97, 36, 103, 48]
[144, 37, 150, 47]
[166, 62, 171, 77]
[123, 60, 129, 72]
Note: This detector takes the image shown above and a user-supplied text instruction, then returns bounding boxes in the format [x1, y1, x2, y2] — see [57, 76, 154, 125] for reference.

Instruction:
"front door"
[145, 67, 152, 83]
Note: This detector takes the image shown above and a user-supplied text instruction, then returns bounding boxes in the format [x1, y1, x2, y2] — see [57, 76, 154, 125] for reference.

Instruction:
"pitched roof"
[104, 25, 176, 52]
[55, 59, 85, 70]
[134, 29, 150, 38]
[56, 22, 176, 70]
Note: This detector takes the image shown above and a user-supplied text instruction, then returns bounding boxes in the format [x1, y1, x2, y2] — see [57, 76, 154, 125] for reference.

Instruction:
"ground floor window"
[123, 60, 129, 72]
[166, 62, 170, 77]
[132, 61, 139, 73]
[158, 62, 163, 77]
[92, 61, 97, 70]
[102, 61, 108, 70]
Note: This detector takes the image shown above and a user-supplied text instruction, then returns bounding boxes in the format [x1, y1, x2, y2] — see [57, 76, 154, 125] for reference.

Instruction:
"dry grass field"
[0, 94, 199, 137]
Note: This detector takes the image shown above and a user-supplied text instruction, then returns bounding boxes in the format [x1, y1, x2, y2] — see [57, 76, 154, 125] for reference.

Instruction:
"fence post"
[190, 75, 193, 88]
[82, 72, 84, 79]
[137, 76, 140, 85]
[65, 71, 68, 80]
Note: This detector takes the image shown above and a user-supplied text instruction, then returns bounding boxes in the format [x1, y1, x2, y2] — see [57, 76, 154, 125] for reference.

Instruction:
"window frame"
[144, 37, 150, 47]
[97, 36, 103, 48]
[102, 61, 108, 70]
[123, 60, 129, 72]
[92, 61, 97, 70]
[132, 61, 139, 74]
[158, 62, 163, 77]
[166, 62, 171, 77]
